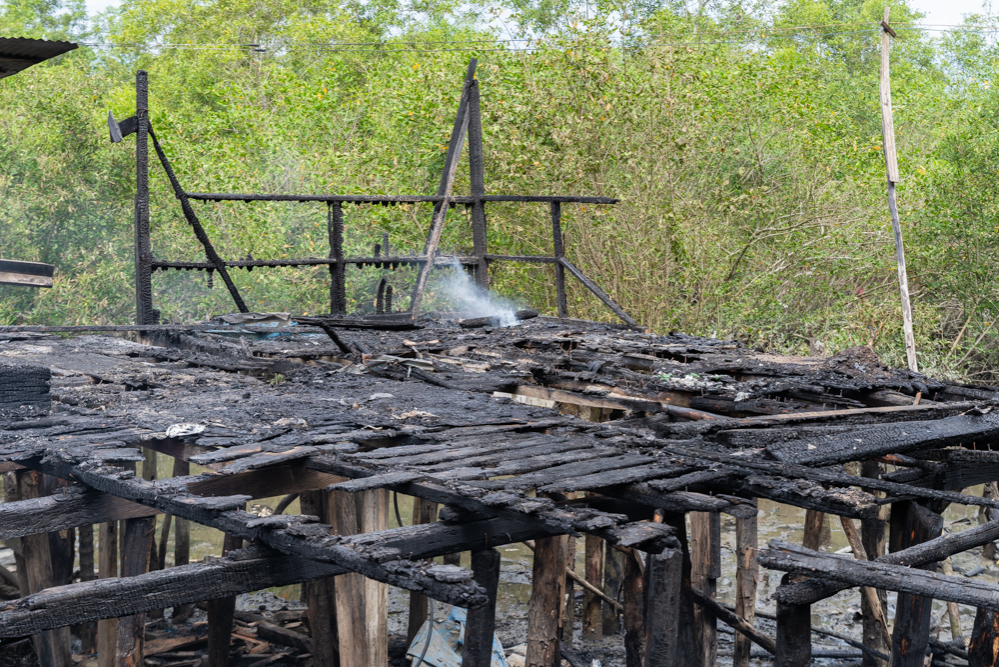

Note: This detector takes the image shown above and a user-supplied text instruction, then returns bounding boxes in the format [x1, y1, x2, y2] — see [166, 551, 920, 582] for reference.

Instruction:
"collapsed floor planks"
[1, 317, 999, 665]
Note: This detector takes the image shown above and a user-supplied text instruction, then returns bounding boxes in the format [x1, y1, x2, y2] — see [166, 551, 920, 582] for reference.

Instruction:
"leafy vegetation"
[3, 0, 999, 380]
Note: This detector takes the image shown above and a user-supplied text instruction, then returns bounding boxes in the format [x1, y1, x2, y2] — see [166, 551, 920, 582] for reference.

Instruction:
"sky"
[81, 0, 993, 30]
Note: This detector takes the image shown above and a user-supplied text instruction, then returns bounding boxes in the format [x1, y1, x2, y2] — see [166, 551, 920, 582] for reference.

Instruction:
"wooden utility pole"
[880, 6, 918, 372]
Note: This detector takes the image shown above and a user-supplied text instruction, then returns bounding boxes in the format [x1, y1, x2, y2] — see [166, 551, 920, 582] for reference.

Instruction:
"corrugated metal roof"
[0, 37, 77, 79]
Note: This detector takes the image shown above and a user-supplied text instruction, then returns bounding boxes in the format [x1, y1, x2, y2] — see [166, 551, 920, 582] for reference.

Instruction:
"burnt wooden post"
[660, 513, 698, 659]
[551, 201, 567, 318]
[467, 77, 489, 289]
[116, 516, 156, 667]
[733, 509, 758, 667]
[408, 498, 438, 642]
[97, 520, 118, 667]
[134, 70, 154, 325]
[207, 528, 243, 667]
[802, 509, 824, 550]
[329, 202, 346, 315]
[583, 532, 604, 638]
[331, 488, 388, 667]
[643, 547, 683, 667]
[462, 548, 501, 667]
[888, 501, 943, 666]
[526, 534, 569, 667]
[16, 471, 72, 667]
[690, 511, 720, 666]
[410, 59, 475, 315]
[623, 549, 645, 667]
[301, 490, 339, 667]
[775, 574, 810, 667]
[79, 523, 97, 654]
[171, 458, 194, 624]
[861, 460, 889, 667]
[970, 609, 999, 666]
[603, 541, 625, 634]
[141, 449, 163, 619]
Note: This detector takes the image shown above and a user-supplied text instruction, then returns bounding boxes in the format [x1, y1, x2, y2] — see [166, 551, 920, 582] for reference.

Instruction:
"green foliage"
[5, 0, 999, 380]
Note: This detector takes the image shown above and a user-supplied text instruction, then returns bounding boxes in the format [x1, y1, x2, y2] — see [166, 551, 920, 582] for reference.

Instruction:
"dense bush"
[3, 0, 999, 380]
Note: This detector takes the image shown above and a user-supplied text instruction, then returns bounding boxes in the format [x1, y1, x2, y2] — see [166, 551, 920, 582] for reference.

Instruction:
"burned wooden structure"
[1, 316, 999, 666]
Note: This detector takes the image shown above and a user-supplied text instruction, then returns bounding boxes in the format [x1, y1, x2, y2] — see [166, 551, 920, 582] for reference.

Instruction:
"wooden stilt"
[408, 497, 437, 643]
[207, 529, 243, 667]
[583, 532, 604, 639]
[97, 521, 118, 667]
[331, 488, 388, 667]
[526, 534, 569, 667]
[602, 540, 625, 634]
[2, 472, 28, 598]
[115, 516, 156, 667]
[462, 549, 501, 667]
[940, 557, 964, 641]
[17, 471, 72, 667]
[623, 549, 645, 667]
[643, 547, 683, 667]
[969, 608, 999, 667]
[775, 577, 811, 667]
[733, 509, 758, 667]
[172, 458, 193, 624]
[861, 460, 889, 667]
[79, 524, 97, 655]
[888, 501, 943, 667]
[562, 494, 577, 648]
[690, 511, 720, 667]
[301, 490, 338, 667]
[660, 513, 697, 659]
[802, 509, 825, 551]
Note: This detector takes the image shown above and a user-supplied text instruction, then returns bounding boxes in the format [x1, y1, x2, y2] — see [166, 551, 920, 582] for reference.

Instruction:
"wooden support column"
[660, 513, 697, 660]
[623, 550, 645, 667]
[802, 509, 824, 551]
[861, 460, 889, 667]
[733, 508, 758, 667]
[602, 541, 625, 634]
[775, 575, 810, 667]
[551, 201, 567, 318]
[331, 488, 388, 667]
[526, 534, 569, 667]
[408, 497, 438, 643]
[643, 547, 683, 667]
[467, 78, 489, 289]
[141, 449, 163, 620]
[97, 521, 118, 667]
[115, 516, 156, 667]
[970, 608, 999, 666]
[171, 458, 194, 624]
[16, 471, 72, 667]
[583, 532, 604, 638]
[561, 493, 577, 648]
[462, 549, 501, 667]
[301, 490, 339, 667]
[207, 529, 243, 667]
[689, 511, 720, 667]
[888, 501, 943, 667]
[79, 523, 97, 655]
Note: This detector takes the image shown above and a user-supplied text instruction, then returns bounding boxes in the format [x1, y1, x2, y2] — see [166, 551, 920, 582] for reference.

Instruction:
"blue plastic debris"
[405, 607, 507, 667]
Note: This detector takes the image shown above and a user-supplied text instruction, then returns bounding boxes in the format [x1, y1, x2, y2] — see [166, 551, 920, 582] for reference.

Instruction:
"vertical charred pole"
[376, 278, 386, 315]
[410, 59, 476, 316]
[329, 202, 346, 315]
[97, 520, 119, 667]
[206, 528, 243, 667]
[462, 548, 501, 667]
[408, 498, 438, 643]
[171, 458, 193, 624]
[603, 541, 625, 634]
[385, 285, 393, 313]
[623, 549, 645, 667]
[301, 491, 338, 667]
[134, 70, 154, 325]
[551, 201, 567, 318]
[775, 574, 810, 667]
[690, 511, 720, 666]
[659, 513, 697, 659]
[116, 516, 156, 667]
[733, 508, 758, 667]
[468, 78, 489, 289]
[643, 547, 683, 667]
[526, 535, 569, 667]
[970, 608, 999, 666]
[861, 461, 889, 667]
[802, 510, 824, 551]
[583, 531, 604, 639]
[888, 501, 943, 666]
[78, 524, 97, 654]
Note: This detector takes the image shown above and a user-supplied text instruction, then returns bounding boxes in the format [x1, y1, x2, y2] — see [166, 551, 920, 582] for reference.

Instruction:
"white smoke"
[438, 259, 518, 326]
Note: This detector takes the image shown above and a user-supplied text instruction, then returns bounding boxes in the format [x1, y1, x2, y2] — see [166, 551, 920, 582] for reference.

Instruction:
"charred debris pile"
[0, 315, 997, 666]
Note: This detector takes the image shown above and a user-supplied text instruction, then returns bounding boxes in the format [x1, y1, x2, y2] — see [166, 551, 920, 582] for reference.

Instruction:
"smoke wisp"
[438, 259, 519, 326]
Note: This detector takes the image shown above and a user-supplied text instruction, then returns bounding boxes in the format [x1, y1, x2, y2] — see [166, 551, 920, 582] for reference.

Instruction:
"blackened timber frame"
[120, 61, 636, 326]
